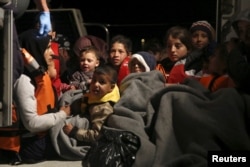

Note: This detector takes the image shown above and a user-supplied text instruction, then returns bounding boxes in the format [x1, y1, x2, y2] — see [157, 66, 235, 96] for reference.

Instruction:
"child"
[165, 26, 194, 84]
[190, 20, 217, 74]
[107, 34, 132, 86]
[199, 43, 235, 92]
[54, 34, 79, 85]
[63, 65, 120, 143]
[70, 46, 100, 92]
[190, 20, 216, 54]
[128, 51, 156, 73]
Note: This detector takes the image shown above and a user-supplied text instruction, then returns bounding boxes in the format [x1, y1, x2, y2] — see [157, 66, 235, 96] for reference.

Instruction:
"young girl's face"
[89, 73, 114, 99]
[79, 51, 100, 73]
[191, 30, 210, 50]
[109, 42, 128, 67]
[128, 58, 146, 73]
[166, 35, 188, 62]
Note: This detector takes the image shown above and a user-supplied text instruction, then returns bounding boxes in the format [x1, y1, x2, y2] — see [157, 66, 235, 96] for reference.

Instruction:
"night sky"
[26, 0, 218, 51]
[56, 0, 217, 25]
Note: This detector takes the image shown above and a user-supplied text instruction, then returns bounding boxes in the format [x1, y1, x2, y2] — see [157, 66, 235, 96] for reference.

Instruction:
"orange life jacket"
[155, 63, 169, 83]
[199, 74, 236, 92]
[0, 72, 57, 153]
[0, 105, 23, 152]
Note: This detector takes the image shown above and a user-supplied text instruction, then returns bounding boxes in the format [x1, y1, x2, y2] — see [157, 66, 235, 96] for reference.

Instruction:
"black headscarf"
[18, 29, 51, 77]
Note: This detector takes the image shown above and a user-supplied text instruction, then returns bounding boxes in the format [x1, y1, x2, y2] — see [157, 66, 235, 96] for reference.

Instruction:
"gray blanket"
[50, 70, 250, 167]
[50, 115, 91, 160]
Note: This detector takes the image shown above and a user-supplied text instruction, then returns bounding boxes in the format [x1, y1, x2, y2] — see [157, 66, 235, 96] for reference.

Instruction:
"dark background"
[23, 0, 218, 52]
[50, 0, 217, 24]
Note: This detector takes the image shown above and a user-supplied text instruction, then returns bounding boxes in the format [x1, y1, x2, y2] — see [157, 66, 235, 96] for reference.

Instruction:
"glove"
[21, 48, 40, 72]
[38, 11, 51, 36]
[59, 89, 83, 107]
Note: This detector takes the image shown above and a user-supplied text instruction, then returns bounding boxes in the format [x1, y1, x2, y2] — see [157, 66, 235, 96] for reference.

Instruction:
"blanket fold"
[50, 71, 250, 167]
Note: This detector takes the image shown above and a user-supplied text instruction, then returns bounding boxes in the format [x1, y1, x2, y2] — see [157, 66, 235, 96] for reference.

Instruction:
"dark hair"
[165, 26, 193, 52]
[94, 65, 118, 84]
[214, 43, 229, 64]
[109, 34, 132, 54]
[143, 38, 163, 54]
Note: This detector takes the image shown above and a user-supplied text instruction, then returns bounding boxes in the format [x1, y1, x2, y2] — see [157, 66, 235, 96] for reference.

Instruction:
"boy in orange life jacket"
[199, 43, 235, 92]
[107, 34, 132, 86]
[63, 65, 120, 143]
[16, 28, 71, 163]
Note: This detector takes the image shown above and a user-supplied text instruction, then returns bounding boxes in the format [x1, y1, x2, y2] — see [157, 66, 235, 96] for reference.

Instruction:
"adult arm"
[33, 0, 51, 36]
[33, 0, 49, 11]
[13, 74, 69, 133]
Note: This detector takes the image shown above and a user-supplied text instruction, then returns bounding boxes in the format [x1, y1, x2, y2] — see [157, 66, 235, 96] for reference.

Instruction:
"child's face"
[109, 42, 128, 67]
[79, 51, 100, 73]
[167, 35, 188, 62]
[44, 41, 57, 79]
[191, 30, 210, 50]
[129, 58, 146, 73]
[89, 73, 114, 99]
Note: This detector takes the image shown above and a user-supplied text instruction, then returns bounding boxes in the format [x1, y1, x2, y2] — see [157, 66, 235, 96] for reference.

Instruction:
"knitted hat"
[232, 8, 250, 36]
[130, 51, 156, 72]
[190, 20, 215, 41]
[54, 34, 71, 50]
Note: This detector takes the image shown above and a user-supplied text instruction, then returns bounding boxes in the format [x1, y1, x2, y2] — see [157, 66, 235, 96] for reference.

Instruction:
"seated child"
[63, 65, 120, 143]
[128, 51, 156, 73]
[199, 43, 236, 92]
[70, 46, 101, 92]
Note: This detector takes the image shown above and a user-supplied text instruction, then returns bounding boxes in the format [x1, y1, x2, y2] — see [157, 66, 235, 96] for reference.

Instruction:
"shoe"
[9, 152, 22, 165]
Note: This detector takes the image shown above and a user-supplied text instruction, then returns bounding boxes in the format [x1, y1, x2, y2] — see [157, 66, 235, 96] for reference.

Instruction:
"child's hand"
[60, 105, 71, 116]
[70, 85, 76, 90]
[87, 79, 92, 84]
[63, 123, 73, 135]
